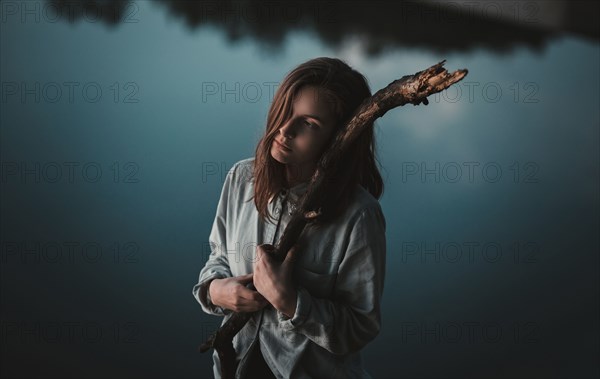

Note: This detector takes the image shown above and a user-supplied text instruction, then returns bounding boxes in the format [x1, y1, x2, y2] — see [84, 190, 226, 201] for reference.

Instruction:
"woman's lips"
[275, 140, 292, 152]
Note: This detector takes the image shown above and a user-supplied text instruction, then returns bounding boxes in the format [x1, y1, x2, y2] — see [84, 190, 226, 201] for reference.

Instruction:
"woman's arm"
[193, 160, 269, 316]
[276, 205, 387, 355]
[254, 204, 387, 354]
[192, 163, 236, 316]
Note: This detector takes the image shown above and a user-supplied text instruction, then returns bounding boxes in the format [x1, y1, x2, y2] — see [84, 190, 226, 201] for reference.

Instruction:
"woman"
[193, 57, 387, 378]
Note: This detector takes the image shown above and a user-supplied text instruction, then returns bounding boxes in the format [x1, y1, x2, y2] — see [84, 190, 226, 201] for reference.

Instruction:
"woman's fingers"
[222, 278, 267, 312]
[236, 273, 254, 284]
[211, 274, 269, 312]
[233, 291, 269, 312]
[215, 272, 270, 312]
[256, 244, 275, 262]
[237, 285, 267, 302]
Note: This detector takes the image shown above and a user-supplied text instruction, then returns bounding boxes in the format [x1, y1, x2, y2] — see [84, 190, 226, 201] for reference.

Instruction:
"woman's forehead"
[293, 86, 335, 122]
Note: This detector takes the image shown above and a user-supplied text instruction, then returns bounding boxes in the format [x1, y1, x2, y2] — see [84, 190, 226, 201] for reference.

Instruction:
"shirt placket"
[243, 189, 289, 378]
[265, 189, 289, 245]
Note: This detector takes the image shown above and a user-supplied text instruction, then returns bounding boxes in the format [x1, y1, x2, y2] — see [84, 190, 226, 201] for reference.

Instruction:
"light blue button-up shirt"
[193, 157, 387, 378]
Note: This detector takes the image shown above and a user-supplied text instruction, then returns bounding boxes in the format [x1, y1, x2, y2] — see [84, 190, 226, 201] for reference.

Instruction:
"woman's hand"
[253, 244, 299, 318]
[208, 274, 269, 313]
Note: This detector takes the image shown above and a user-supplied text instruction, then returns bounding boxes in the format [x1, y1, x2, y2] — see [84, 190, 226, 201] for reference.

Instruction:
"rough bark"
[198, 60, 468, 378]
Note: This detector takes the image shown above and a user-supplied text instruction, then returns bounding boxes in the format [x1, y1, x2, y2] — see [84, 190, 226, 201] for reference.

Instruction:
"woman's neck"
[284, 163, 315, 188]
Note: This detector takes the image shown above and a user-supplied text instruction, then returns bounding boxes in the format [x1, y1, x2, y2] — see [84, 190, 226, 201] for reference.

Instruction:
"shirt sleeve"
[192, 162, 238, 317]
[276, 204, 387, 355]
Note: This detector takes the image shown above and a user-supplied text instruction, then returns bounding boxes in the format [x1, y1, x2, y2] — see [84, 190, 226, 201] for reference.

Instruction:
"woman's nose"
[279, 119, 296, 138]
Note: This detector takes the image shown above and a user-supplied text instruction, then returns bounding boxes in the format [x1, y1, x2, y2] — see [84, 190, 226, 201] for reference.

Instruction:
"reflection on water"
[45, 0, 599, 54]
[1, 0, 598, 378]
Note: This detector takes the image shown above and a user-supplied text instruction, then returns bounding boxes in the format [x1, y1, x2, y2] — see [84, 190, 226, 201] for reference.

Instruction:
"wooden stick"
[198, 60, 468, 378]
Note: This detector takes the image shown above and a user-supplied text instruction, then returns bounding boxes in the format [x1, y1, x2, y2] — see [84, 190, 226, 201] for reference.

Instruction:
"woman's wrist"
[207, 278, 220, 307]
[276, 287, 298, 318]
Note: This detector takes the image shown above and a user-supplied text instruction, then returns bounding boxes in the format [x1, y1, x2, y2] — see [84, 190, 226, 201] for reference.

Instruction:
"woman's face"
[270, 85, 337, 181]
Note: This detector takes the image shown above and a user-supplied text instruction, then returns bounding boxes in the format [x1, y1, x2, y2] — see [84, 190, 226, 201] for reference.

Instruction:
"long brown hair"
[252, 57, 384, 225]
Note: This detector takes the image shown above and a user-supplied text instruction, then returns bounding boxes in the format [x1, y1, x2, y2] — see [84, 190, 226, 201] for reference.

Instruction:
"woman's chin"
[271, 147, 291, 164]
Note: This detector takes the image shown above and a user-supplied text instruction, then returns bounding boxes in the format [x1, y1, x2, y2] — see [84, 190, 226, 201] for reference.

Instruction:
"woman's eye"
[303, 120, 318, 129]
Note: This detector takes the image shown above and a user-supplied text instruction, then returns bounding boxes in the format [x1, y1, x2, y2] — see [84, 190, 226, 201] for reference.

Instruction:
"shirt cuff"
[194, 275, 231, 316]
[277, 286, 311, 331]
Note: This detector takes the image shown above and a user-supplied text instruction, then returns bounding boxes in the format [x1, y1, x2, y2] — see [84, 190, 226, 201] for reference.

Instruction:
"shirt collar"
[289, 181, 309, 196]
[280, 181, 310, 200]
